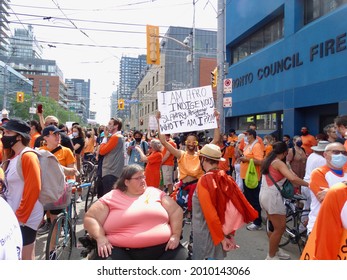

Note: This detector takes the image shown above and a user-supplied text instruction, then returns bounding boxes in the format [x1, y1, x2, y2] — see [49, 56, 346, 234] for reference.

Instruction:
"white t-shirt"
[0, 197, 23, 260]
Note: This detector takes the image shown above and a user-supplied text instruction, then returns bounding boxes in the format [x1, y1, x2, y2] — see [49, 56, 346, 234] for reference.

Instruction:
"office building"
[225, 0, 347, 138]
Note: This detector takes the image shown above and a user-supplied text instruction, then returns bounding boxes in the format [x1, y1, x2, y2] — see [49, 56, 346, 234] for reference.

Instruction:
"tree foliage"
[10, 95, 83, 125]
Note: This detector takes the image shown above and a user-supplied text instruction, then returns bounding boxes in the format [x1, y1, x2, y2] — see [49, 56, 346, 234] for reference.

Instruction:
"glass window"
[231, 15, 284, 64]
[304, 0, 347, 24]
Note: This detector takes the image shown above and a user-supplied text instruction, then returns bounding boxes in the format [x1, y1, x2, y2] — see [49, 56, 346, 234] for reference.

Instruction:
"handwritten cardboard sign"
[157, 85, 217, 134]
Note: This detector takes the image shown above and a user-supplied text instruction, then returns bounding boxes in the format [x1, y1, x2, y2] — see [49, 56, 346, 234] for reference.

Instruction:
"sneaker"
[37, 222, 51, 235]
[265, 254, 280, 260]
[76, 196, 82, 203]
[276, 248, 291, 260]
[246, 223, 262, 231]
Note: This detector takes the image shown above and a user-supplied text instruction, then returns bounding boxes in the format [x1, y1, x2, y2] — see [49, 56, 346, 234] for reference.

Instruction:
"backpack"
[16, 147, 67, 209]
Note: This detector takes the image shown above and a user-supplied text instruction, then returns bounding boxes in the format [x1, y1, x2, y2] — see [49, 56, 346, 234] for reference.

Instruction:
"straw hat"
[199, 144, 226, 162]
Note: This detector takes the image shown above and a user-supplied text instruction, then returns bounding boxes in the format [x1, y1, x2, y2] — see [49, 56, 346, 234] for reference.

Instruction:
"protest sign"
[148, 115, 157, 130]
[157, 85, 217, 134]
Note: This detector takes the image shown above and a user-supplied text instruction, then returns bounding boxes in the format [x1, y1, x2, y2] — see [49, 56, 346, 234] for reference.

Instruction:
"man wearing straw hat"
[192, 143, 257, 260]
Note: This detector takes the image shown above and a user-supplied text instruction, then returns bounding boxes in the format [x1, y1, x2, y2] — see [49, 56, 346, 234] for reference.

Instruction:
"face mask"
[135, 137, 141, 142]
[72, 132, 79, 138]
[1, 135, 19, 149]
[296, 140, 303, 147]
[330, 154, 347, 169]
[86, 133, 91, 138]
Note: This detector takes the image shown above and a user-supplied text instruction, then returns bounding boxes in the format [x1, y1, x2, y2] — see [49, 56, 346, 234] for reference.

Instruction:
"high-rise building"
[65, 78, 91, 123]
[115, 54, 147, 124]
[9, 25, 43, 59]
[0, 0, 10, 56]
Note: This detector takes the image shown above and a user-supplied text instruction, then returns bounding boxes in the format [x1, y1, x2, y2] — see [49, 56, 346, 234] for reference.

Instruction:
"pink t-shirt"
[99, 187, 171, 248]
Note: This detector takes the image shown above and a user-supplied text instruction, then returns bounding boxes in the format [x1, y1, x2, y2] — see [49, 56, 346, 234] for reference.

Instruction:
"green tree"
[10, 95, 83, 125]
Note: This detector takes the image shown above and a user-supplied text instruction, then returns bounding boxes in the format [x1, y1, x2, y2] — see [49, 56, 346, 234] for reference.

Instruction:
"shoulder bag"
[267, 172, 294, 199]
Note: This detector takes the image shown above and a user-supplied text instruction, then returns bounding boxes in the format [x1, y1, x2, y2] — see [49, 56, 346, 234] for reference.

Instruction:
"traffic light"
[211, 67, 218, 88]
[146, 25, 160, 65]
[16, 91, 24, 103]
[118, 99, 124, 110]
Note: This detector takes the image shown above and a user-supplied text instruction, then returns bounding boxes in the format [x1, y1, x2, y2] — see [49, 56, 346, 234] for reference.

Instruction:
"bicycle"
[265, 194, 309, 254]
[45, 180, 91, 260]
[82, 160, 98, 213]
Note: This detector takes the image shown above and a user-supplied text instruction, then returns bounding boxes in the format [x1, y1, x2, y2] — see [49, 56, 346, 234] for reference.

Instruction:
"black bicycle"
[82, 160, 98, 213]
[266, 194, 309, 254]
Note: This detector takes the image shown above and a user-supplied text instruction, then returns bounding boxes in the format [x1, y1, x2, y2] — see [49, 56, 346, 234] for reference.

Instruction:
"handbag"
[244, 158, 258, 189]
[267, 173, 294, 199]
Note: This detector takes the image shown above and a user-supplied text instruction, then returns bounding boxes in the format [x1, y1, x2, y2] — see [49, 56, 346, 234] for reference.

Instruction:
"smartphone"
[37, 103, 43, 113]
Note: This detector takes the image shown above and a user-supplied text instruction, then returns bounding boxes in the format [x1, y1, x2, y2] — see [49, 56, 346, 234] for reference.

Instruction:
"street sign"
[223, 97, 232, 107]
[224, 78, 232, 94]
[29, 107, 36, 114]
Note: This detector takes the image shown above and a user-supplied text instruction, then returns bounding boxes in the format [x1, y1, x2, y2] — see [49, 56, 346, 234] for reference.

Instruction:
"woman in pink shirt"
[84, 164, 187, 259]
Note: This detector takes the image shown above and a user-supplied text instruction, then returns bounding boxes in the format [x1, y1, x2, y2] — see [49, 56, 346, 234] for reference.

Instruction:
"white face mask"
[330, 153, 347, 169]
[72, 132, 79, 138]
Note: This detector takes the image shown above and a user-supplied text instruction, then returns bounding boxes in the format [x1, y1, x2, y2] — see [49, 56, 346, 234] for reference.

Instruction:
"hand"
[239, 156, 248, 162]
[221, 236, 239, 252]
[214, 109, 220, 121]
[156, 111, 161, 120]
[165, 234, 180, 251]
[96, 236, 113, 258]
[317, 187, 328, 203]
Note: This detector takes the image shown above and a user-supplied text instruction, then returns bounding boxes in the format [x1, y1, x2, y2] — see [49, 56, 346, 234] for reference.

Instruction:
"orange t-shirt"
[162, 139, 176, 166]
[301, 182, 347, 260]
[178, 151, 204, 181]
[29, 132, 41, 149]
[145, 151, 163, 188]
[301, 134, 317, 156]
[240, 141, 264, 180]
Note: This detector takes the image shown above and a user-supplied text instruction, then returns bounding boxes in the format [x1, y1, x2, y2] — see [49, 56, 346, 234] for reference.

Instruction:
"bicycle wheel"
[45, 213, 74, 260]
[265, 217, 291, 247]
[82, 161, 95, 182]
[296, 209, 309, 254]
[84, 176, 97, 213]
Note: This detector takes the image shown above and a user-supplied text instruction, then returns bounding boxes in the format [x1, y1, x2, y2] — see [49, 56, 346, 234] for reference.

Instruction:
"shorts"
[259, 179, 286, 215]
[161, 165, 174, 185]
[20, 225, 37, 246]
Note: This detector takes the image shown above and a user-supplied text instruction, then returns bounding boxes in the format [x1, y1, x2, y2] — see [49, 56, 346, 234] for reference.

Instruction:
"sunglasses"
[325, 150, 347, 156]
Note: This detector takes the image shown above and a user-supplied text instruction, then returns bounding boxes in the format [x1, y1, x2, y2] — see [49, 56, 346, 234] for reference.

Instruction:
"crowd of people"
[1, 109, 347, 260]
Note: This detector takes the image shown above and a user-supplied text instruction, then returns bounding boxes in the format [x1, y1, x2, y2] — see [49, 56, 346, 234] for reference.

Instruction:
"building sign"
[223, 97, 232, 107]
[231, 32, 347, 90]
[224, 78, 232, 93]
[157, 85, 217, 134]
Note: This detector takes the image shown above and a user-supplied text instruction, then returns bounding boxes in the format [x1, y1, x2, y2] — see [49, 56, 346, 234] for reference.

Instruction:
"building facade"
[0, 0, 10, 56]
[65, 78, 91, 123]
[115, 55, 147, 124]
[225, 0, 347, 139]
[9, 25, 43, 59]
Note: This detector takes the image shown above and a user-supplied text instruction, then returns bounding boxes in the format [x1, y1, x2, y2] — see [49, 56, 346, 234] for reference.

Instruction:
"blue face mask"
[331, 153, 347, 169]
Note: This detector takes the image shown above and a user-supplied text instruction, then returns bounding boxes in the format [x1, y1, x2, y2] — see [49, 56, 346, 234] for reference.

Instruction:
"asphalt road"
[35, 191, 301, 261]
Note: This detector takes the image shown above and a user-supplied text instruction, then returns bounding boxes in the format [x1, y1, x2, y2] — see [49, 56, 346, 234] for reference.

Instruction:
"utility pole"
[216, 0, 225, 132]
